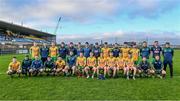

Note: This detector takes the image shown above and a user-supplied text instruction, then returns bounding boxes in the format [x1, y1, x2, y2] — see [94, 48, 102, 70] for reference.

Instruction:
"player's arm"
[76, 58, 79, 66]
[151, 61, 155, 70]
[29, 47, 32, 56]
[161, 62, 164, 70]
[139, 48, 142, 57]
[31, 61, 35, 68]
[38, 47, 40, 57]
[18, 62, 21, 70]
[56, 47, 58, 56]
[40, 60, 43, 68]
[8, 63, 12, 70]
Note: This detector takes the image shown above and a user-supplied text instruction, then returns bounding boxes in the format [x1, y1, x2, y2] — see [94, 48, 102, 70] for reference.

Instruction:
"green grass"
[0, 51, 180, 100]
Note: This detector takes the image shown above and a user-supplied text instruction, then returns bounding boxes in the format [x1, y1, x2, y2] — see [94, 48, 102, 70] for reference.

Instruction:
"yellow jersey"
[107, 57, 116, 67]
[76, 56, 86, 66]
[126, 59, 134, 67]
[101, 47, 111, 59]
[116, 57, 125, 67]
[55, 60, 65, 68]
[121, 47, 130, 59]
[9, 61, 21, 70]
[130, 48, 139, 61]
[98, 57, 107, 67]
[87, 57, 96, 67]
[30, 46, 40, 58]
[50, 46, 58, 57]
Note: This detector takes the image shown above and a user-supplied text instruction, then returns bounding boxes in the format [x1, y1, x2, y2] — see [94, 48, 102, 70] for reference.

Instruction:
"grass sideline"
[0, 51, 180, 100]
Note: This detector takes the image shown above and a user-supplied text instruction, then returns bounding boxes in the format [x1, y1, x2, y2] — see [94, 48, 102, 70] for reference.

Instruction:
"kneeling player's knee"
[162, 70, 166, 75]
[7, 70, 11, 75]
[150, 70, 155, 74]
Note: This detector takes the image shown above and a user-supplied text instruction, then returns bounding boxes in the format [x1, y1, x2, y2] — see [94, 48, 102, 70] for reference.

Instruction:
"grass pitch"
[0, 50, 180, 100]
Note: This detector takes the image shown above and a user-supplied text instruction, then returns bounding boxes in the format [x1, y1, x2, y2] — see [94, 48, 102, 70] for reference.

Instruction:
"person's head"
[78, 42, 81, 48]
[12, 57, 17, 63]
[155, 55, 160, 61]
[109, 52, 113, 57]
[90, 52, 94, 57]
[80, 52, 83, 57]
[25, 55, 29, 60]
[43, 43, 47, 47]
[124, 43, 128, 48]
[47, 56, 51, 61]
[34, 56, 39, 60]
[85, 42, 89, 47]
[133, 44, 137, 48]
[143, 41, 147, 47]
[165, 42, 170, 48]
[142, 57, 147, 62]
[70, 51, 74, 56]
[114, 43, 118, 48]
[61, 42, 65, 47]
[154, 41, 159, 46]
[104, 42, 108, 48]
[33, 42, 37, 46]
[95, 42, 99, 48]
[69, 42, 73, 47]
[51, 42, 55, 47]
[57, 56, 62, 61]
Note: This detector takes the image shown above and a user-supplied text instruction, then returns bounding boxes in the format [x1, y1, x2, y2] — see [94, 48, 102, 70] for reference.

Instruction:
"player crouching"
[7, 57, 21, 77]
[97, 53, 107, 79]
[54, 56, 67, 76]
[85, 52, 97, 78]
[44, 56, 55, 76]
[107, 52, 117, 78]
[137, 57, 151, 77]
[150, 55, 166, 79]
[21, 55, 32, 76]
[125, 54, 137, 80]
[29, 56, 44, 76]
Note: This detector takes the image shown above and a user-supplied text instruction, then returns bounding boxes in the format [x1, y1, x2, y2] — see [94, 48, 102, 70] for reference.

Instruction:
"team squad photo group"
[7, 41, 174, 80]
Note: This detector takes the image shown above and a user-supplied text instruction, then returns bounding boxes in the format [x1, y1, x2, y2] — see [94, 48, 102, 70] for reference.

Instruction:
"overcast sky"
[0, 0, 180, 44]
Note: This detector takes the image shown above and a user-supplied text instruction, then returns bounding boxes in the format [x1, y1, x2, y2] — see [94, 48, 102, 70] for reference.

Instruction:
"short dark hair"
[85, 42, 89, 44]
[166, 42, 170, 45]
[61, 42, 65, 44]
[95, 42, 98, 45]
[143, 41, 147, 43]
[154, 41, 158, 43]
[13, 56, 16, 59]
[104, 42, 108, 44]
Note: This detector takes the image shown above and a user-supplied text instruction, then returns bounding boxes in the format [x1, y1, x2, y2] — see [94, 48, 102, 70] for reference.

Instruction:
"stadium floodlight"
[54, 17, 62, 35]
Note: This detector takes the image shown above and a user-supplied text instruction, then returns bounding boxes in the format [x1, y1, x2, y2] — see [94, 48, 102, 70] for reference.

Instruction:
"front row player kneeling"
[54, 56, 68, 76]
[7, 57, 21, 77]
[29, 56, 44, 76]
[44, 56, 55, 76]
[137, 57, 151, 77]
[150, 55, 166, 78]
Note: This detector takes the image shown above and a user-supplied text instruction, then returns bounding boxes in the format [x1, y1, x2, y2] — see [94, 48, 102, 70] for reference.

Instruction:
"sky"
[0, 0, 180, 44]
